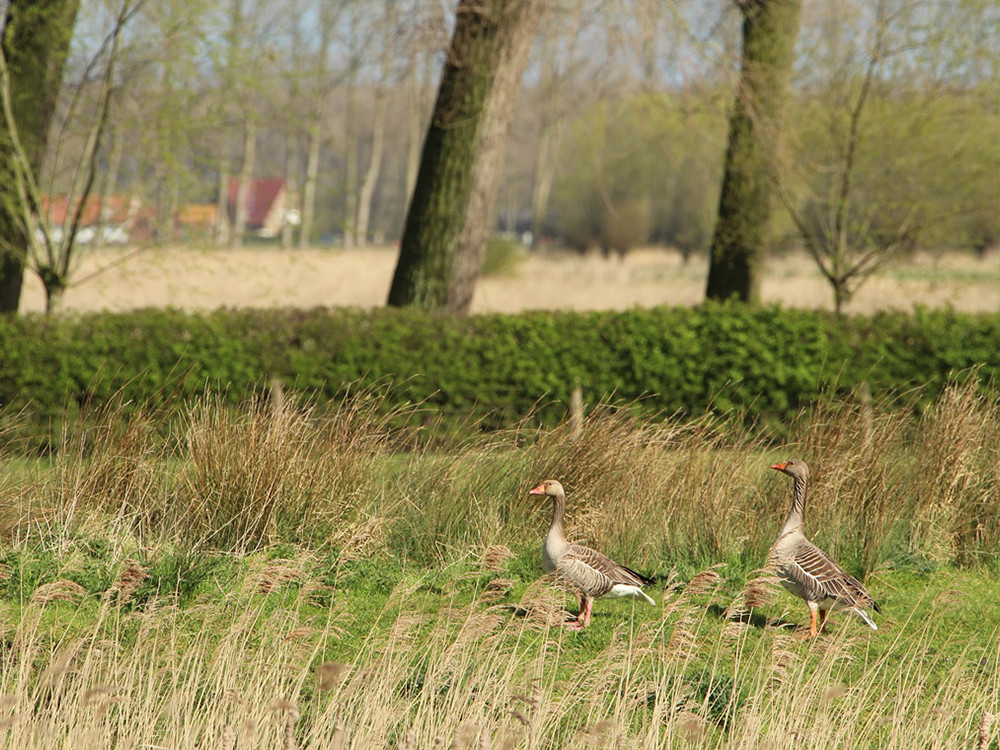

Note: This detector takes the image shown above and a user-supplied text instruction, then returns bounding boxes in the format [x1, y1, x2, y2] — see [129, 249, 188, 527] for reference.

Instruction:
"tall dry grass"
[0, 557, 994, 748]
[3, 378, 997, 575]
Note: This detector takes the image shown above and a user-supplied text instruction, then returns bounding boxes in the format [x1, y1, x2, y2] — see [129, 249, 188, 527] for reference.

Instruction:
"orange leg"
[564, 596, 587, 630]
[818, 609, 828, 633]
[808, 608, 819, 638]
[582, 598, 593, 628]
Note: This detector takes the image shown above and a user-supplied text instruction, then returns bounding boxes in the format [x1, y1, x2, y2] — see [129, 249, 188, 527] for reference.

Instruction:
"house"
[174, 203, 218, 242]
[226, 177, 292, 238]
[40, 194, 146, 245]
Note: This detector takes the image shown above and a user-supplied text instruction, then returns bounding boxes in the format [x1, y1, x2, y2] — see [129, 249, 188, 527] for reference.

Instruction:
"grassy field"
[0, 380, 998, 747]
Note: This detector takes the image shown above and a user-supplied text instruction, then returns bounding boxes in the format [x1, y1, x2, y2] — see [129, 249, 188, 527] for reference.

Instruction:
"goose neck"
[780, 475, 807, 535]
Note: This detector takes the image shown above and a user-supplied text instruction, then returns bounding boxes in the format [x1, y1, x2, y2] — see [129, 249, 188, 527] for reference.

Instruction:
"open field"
[0, 380, 997, 746]
[17, 245, 1000, 314]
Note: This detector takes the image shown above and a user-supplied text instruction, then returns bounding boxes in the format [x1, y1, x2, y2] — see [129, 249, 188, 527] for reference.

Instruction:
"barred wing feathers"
[789, 540, 881, 614]
[557, 544, 653, 600]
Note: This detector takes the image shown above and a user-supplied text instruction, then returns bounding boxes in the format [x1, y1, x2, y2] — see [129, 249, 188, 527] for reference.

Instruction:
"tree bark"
[231, 117, 256, 248]
[214, 167, 231, 245]
[299, 122, 320, 248]
[355, 85, 387, 247]
[704, 0, 802, 303]
[0, 0, 80, 313]
[388, 0, 542, 311]
[446, 0, 542, 314]
[342, 47, 358, 247]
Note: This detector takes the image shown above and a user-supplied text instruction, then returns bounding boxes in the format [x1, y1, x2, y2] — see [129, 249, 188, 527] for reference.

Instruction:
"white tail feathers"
[853, 607, 878, 630]
[608, 584, 656, 605]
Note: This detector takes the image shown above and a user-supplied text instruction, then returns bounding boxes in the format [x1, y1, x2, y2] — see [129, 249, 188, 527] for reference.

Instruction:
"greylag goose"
[529, 479, 655, 630]
[770, 460, 881, 637]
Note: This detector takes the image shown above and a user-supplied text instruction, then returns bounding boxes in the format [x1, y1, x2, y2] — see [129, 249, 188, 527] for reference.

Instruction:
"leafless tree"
[0, 0, 140, 312]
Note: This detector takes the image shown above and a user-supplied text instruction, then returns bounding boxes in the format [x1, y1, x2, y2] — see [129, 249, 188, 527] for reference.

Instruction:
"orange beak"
[770, 462, 788, 471]
[528, 483, 546, 495]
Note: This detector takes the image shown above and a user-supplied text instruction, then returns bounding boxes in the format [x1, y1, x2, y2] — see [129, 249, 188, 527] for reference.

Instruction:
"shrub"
[0, 303, 997, 451]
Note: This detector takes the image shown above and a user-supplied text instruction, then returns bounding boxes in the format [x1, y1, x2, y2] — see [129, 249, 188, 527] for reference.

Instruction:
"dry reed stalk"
[574, 719, 616, 747]
[478, 544, 515, 572]
[328, 720, 346, 750]
[666, 609, 699, 662]
[769, 635, 800, 689]
[740, 568, 781, 612]
[283, 709, 298, 750]
[517, 576, 574, 629]
[253, 559, 303, 594]
[109, 559, 148, 602]
[675, 712, 707, 743]
[979, 711, 994, 750]
[479, 578, 515, 603]
[683, 564, 724, 597]
[30, 579, 87, 605]
[318, 662, 351, 691]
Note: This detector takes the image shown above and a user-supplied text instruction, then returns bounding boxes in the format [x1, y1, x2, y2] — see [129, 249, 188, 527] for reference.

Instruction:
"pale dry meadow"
[16, 244, 1000, 314]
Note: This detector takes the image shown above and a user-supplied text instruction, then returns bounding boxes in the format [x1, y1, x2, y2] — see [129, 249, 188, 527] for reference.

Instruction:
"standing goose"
[529, 479, 655, 630]
[770, 460, 881, 637]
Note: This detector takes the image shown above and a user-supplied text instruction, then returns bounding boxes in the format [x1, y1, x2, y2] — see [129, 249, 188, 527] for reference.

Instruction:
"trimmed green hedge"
[1, 303, 997, 449]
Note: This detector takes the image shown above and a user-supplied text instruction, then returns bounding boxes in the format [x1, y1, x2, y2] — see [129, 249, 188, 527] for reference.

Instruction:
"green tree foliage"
[550, 93, 726, 258]
[777, 0, 1000, 312]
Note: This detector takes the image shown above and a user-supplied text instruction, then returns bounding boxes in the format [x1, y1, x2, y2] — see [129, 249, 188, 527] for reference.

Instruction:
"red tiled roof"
[227, 177, 285, 228]
[41, 195, 134, 226]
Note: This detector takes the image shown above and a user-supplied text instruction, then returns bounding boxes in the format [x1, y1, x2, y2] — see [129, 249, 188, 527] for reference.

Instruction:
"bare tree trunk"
[343, 69, 358, 247]
[0, 0, 81, 313]
[215, 168, 231, 245]
[529, 119, 559, 247]
[281, 171, 297, 248]
[388, 0, 542, 311]
[231, 117, 256, 248]
[299, 123, 320, 248]
[704, 0, 802, 303]
[356, 86, 387, 247]
[446, 0, 542, 314]
[93, 121, 123, 247]
[404, 60, 423, 208]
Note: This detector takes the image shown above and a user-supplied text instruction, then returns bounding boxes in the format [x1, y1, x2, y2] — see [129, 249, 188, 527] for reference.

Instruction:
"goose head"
[529, 479, 565, 498]
[770, 459, 810, 482]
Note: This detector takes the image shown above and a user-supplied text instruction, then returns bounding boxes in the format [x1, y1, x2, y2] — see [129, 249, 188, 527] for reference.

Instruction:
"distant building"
[226, 177, 293, 238]
[40, 194, 150, 245]
[174, 203, 218, 242]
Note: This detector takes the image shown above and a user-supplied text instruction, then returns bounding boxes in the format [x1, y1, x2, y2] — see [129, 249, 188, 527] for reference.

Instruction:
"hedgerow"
[0, 302, 996, 450]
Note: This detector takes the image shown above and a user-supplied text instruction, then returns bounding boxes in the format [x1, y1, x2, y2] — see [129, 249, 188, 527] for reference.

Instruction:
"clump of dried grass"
[478, 545, 516, 573]
[108, 559, 148, 602]
[251, 558, 304, 595]
[30, 579, 87, 605]
[175, 385, 408, 552]
[910, 377, 1000, 564]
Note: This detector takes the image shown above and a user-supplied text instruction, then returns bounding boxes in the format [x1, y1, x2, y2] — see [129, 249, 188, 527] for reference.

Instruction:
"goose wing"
[556, 544, 650, 598]
[788, 539, 880, 612]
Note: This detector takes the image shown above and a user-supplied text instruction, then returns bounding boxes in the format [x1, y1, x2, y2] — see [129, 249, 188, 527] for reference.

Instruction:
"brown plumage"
[529, 479, 655, 630]
[769, 460, 881, 637]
